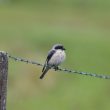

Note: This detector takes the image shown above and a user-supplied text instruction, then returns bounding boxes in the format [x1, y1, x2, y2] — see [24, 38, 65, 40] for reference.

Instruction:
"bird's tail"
[40, 68, 50, 79]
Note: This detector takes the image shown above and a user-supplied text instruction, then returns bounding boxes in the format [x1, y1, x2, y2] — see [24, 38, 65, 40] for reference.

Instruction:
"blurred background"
[0, 0, 110, 110]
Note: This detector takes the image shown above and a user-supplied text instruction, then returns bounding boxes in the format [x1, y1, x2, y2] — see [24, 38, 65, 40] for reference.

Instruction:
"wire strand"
[5, 52, 110, 79]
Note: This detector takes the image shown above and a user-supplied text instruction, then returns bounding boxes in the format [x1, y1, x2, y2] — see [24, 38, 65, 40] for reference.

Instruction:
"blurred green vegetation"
[0, 0, 110, 110]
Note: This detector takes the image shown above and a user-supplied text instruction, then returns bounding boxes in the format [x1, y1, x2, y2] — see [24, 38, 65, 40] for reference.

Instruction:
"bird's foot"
[54, 66, 59, 71]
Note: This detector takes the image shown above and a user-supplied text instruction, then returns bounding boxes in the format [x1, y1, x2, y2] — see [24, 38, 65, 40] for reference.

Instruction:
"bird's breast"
[48, 50, 66, 66]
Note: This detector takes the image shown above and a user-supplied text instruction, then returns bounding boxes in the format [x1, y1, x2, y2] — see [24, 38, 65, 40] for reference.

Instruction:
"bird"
[40, 44, 66, 79]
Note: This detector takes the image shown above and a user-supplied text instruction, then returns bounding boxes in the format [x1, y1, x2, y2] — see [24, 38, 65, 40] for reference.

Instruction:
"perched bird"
[40, 44, 66, 79]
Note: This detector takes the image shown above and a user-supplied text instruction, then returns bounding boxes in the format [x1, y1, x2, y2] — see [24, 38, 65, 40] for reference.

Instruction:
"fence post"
[0, 52, 8, 110]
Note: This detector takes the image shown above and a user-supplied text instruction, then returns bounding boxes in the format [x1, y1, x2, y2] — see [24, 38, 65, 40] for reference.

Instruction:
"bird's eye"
[55, 46, 65, 50]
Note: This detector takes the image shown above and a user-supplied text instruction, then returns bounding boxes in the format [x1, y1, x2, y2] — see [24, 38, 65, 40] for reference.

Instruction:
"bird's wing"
[42, 49, 56, 72]
[47, 49, 56, 63]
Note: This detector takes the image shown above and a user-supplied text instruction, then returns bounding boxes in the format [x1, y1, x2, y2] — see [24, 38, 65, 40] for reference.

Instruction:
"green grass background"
[0, 0, 110, 110]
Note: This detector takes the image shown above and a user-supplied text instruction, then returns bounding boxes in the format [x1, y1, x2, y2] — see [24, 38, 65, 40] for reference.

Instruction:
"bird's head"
[52, 44, 66, 50]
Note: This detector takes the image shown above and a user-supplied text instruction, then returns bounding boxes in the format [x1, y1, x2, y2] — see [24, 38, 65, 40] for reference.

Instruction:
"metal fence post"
[0, 52, 8, 110]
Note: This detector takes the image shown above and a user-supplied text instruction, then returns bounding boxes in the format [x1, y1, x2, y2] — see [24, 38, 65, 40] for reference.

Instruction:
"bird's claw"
[54, 66, 59, 71]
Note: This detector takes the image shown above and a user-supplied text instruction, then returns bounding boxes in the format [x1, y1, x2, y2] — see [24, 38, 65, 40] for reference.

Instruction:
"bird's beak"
[63, 48, 66, 50]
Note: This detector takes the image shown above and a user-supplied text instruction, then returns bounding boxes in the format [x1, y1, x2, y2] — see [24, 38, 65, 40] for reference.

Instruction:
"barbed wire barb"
[5, 52, 110, 79]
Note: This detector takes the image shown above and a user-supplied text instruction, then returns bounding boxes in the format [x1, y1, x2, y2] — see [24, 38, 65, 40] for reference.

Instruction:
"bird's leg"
[54, 66, 59, 71]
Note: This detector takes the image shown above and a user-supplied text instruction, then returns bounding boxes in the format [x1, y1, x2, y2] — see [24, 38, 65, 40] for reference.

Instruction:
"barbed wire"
[4, 52, 110, 79]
